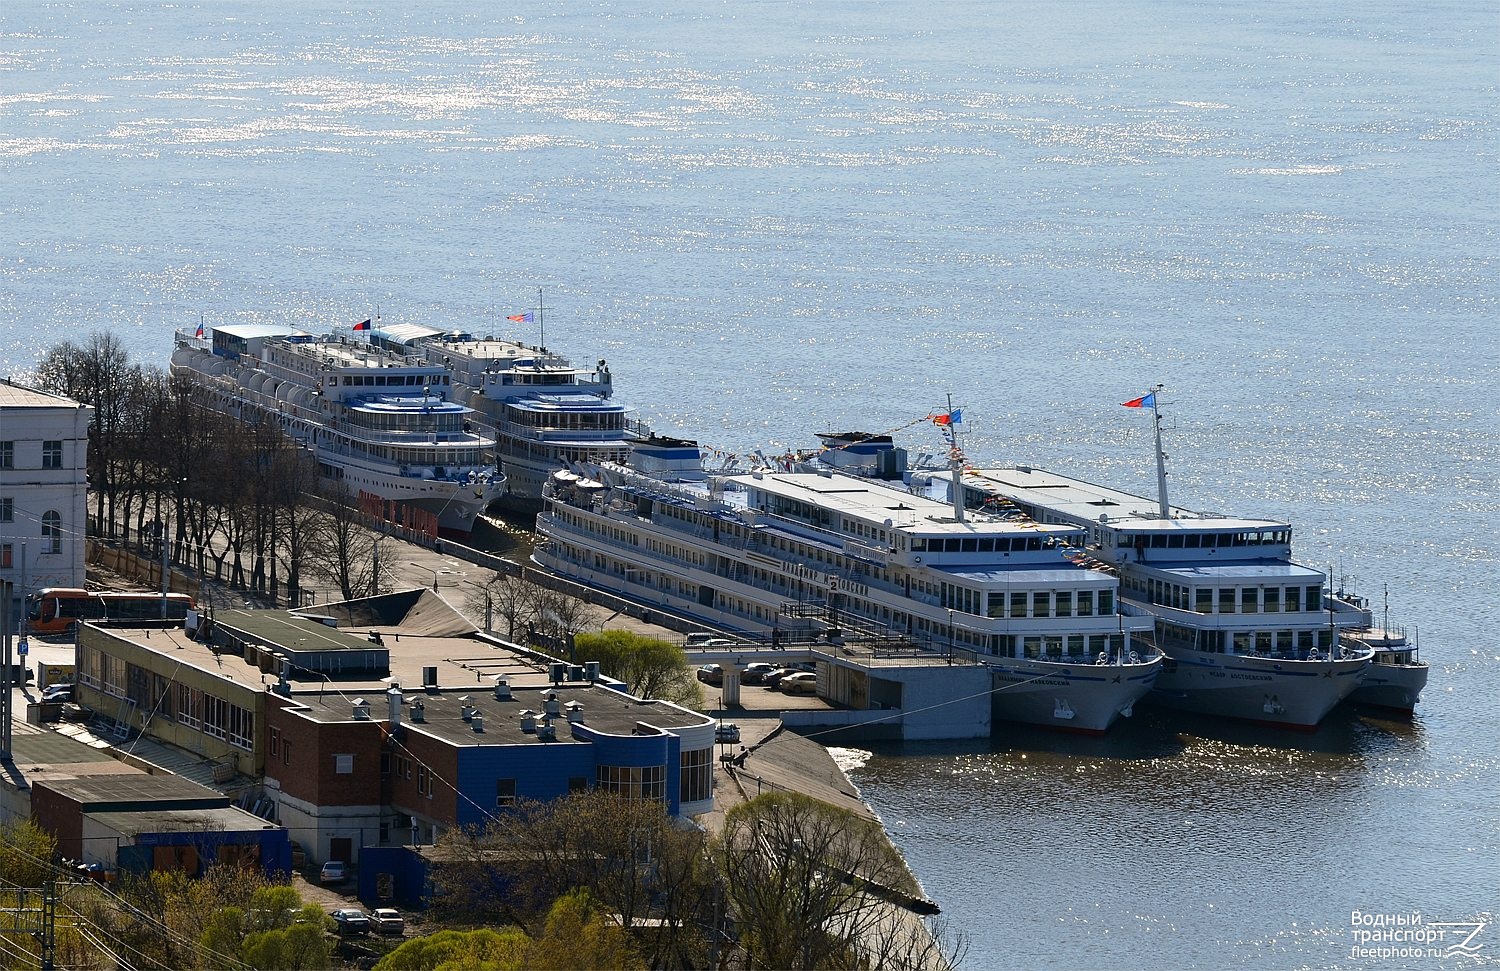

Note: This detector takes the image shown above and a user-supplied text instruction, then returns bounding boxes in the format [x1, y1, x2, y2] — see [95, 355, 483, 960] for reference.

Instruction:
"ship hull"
[1347, 663, 1428, 715]
[983, 658, 1162, 735]
[1148, 650, 1370, 729]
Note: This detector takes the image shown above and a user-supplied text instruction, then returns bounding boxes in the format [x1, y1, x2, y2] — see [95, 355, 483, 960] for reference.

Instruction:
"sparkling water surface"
[2, 2, 1496, 968]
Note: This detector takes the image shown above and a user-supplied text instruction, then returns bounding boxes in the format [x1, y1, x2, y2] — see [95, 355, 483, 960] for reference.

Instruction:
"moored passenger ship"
[172, 324, 505, 538]
[366, 323, 634, 504]
[535, 463, 1161, 734]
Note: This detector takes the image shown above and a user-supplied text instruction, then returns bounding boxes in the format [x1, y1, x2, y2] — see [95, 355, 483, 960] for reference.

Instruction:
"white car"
[779, 672, 818, 695]
[319, 860, 347, 883]
[370, 908, 405, 935]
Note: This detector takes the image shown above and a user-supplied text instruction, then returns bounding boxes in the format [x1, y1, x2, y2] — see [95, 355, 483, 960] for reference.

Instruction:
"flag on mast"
[194, 323, 205, 338]
[353, 319, 372, 332]
[508, 312, 534, 323]
[1121, 392, 1156, 409]
[932, 409, 962, 426]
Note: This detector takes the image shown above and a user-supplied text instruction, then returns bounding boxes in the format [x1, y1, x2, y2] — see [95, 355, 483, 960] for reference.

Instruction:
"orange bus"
[25, 588, 195, 634]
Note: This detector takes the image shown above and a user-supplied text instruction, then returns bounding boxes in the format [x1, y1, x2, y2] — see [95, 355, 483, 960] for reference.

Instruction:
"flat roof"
[86, 806, 276, 837]
[1154, 563, 1324, 581]
[962, 467, 1286, 531]
[214, 323, 303, 340]
[38, 772, 226, 808]
[282, 683, 712, 745]
[716, 471, 1080, 537]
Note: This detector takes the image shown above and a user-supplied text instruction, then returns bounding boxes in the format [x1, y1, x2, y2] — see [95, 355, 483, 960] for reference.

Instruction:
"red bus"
[25, 587, 195, 635]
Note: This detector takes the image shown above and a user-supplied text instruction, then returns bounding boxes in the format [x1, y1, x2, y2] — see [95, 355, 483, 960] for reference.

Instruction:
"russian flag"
[507, 312, 534, 323]
[353, 318, 372, 332]
[1121, 392, 1156, 409]
[195, 323, 205, 338]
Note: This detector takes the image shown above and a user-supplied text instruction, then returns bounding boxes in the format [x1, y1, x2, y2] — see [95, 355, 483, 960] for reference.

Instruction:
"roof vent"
[352, 698, 370, 720]
[460, 696, 474, 721]
[584, 660, 600, 683]
[565, 701, 584, 723]
[519, 710, 537, 733]
[422, 666, 438, 689]
[543, 693, 561, 717]
[409, 699, 426, 723]
[493, 676, 511, 700]
[471, 711, 484, 733]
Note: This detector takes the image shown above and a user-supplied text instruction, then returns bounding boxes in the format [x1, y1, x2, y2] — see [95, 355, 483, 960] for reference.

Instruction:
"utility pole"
[1, 579, 11, 761]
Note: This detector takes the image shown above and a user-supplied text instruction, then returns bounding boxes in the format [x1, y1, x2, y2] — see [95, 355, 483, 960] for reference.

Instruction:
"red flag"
[508, 312, 534, 323]
[353, 319, 372, 332]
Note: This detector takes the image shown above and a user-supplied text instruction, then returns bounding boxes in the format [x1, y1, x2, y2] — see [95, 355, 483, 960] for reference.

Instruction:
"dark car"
[761, 668, 796, 688]
[740, 663, 779, 685]
[41, 683, 74, 703]
[330, 908, 370, 934]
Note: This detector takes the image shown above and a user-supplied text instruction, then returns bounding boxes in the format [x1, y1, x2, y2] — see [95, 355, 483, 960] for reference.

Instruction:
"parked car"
[740, 662, 779, 685]
[330, 908, 369, 934]
[696, 664, 723, 686]
[779, 672, 818, 695]
[319, 860, 347, 883]
[684, 632, 719, 647]
[715, 723, 741, 744]
[370, 908, 405, 935]
[41, 683, 74, 703]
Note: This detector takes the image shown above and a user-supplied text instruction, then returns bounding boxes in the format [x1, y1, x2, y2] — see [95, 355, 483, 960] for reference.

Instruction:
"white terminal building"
[0, 379, 92, 610]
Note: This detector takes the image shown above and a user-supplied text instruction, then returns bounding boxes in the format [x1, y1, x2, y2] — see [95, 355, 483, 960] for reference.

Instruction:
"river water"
[3, 2, 1495, 967]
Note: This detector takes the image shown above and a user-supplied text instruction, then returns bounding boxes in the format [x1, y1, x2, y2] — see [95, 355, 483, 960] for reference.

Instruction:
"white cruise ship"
[366, 323, 633, 504]
[172, 324, 505, 538]
[535, 463, 1161, 734]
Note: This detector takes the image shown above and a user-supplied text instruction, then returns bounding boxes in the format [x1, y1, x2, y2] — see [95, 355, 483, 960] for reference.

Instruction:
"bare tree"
[465, 571, 541, 640]
[718, 790, 965, 971]
[303, 487, 389, 601]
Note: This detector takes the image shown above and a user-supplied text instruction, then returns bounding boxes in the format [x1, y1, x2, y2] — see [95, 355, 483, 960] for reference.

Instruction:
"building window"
[41, 511, 61, 554]
[0, 442, 11, 468]
[42, 441, 62, 469]
[0, 545, 9, 569]
[596, 764, 665, 801]
[178, 684, 201, 729]
[203, 695, 228, 740]
[496, 778, 517, 807]
[0, 498, 10, 522]
[270, 727, 280, 757]
[334, 754, 354, 774]
[568, 776, 589, 793]
[680, 748, 711, 803]
[380, 753, 391, 777]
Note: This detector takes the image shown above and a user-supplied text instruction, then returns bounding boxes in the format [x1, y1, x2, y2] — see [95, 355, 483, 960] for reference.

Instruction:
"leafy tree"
[436, 790, 717, 968]
[0, 818, 57, 887]
[572, 629, 700, 707]
[375, 893, 642, 971]
[374, 927, 529, 971]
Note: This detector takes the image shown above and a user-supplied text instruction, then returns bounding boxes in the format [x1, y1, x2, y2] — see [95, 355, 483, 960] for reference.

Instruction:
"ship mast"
[1145, 384, 1169, 519]
[945, 392, 965, 523]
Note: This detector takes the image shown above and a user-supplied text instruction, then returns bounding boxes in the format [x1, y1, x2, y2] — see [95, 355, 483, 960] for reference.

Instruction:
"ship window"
[1286, 587, 1302, 611]
[1307, 584, 1321, 609]
[961, 538, 977, 553]
[987, 593, 1005, 617]
[1010, 592, 1027, 617]
[1032, 592, 1049, 617]
[978, 538, 994, 552]
[1233, 632, 1252, 653]
[1185, 534, 1201, 548]
[1298, 631, 1314, 650]
[1264, 588, 1281, 612]
[1056, 592, 1072, 617]
[1195, 588, 1212, 613]
[1219, 588, 1235, 613]
[1027, 537, 1042, 551]
[1099, 590, 1113, 614]
[1077, 590, 1093, 616]
[1168, 535, 1184, 548]
[1241, 588, 1258, 613]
